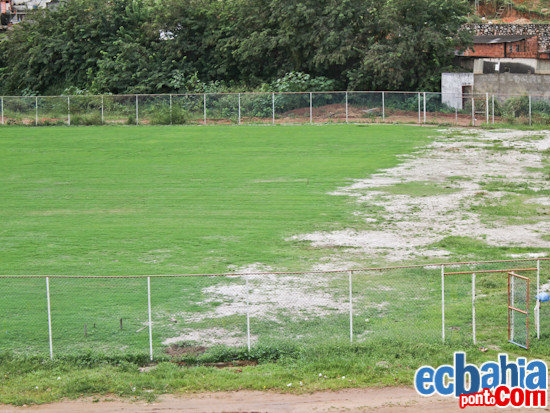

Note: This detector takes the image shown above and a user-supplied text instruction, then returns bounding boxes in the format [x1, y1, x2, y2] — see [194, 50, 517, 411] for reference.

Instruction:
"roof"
[473, 35, 531, 44]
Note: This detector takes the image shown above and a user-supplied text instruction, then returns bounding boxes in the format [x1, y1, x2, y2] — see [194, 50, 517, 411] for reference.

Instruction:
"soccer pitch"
[0, 124, 438, 355]
[0, 124, 433, 276]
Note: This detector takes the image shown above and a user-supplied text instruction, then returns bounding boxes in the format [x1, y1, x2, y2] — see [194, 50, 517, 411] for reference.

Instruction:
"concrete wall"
[473, 58, 538, 74]
[474, 73, 550, 97]
[441, 73, 473, 109]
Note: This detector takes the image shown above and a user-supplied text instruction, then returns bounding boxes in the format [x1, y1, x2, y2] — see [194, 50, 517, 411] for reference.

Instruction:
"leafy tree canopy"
[0, 0, 470, 95]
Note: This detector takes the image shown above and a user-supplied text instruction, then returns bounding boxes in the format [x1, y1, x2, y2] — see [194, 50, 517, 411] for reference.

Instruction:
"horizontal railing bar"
[0, 258, 547, 279]
[445, 268, 537, 275]
[508, 306, 528, 315]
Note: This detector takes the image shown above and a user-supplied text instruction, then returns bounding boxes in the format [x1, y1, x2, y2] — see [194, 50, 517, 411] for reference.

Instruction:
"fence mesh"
[1, 258, 548, 358]
[3, 91, 550, 127]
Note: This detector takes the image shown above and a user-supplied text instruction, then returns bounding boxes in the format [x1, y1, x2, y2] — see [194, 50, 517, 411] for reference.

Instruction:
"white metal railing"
[1, 258, 548, 359]
[1, 91, 549, 127]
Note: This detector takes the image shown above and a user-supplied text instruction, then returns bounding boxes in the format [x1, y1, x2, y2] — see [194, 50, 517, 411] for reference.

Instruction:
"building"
[442, 28, 550, 109]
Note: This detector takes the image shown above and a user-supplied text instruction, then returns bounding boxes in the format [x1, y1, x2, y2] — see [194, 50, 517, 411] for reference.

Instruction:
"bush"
[70, 113, 102, 125]
[502, 96, 529, 117]
[149, 104, 187, 125]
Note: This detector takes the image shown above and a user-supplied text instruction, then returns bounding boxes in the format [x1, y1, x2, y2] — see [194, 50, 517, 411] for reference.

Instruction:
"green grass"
[0, 124, 438, 356]
[0, 124, 433, 276]
[1, 124, 550, 404]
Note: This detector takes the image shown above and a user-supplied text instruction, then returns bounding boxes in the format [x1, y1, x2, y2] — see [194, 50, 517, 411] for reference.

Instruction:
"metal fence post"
[246, 275, 251, 351]
[472, 273, 476, 345]
[345, 92, 348, 123]
[203, 94, 207, 125]
[441, 265, 445, 342]
[536, 260, 540, 339]
[1, 96, 4, 125]
[485, 93, 489, 125]
[101, 95, 104, 125]
[169, 94, 173, 125]
[46, 277, 53, 360]
[147, 276, 153, 361]
[309, 92, 313, 124]
[135, 95, 139, 125]
[455, 96, 459, 125]
[529, 95, 532, 126]
[349, 271, 353, 343]
[382, 91, 385, 121]
[418, 93, 421, 124]
[471, 97, 475, 126]
[35, 96, 38, 126]
[67, 96, 70, 126]
[423, 92, 427, 124]
[492, 95, 495, 124]
[272, 93, 275, 124]
[238, 93, 241, 125]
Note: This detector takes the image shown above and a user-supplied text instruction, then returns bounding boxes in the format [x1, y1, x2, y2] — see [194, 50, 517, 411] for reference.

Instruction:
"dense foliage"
[0, 0, 471, 95]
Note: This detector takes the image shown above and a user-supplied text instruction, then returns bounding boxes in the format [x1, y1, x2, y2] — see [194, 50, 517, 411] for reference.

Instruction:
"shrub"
[70, 113, 102, 125]
[149, 104, 187, 125]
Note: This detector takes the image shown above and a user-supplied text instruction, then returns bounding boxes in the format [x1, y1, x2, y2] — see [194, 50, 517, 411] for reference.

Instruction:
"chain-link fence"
[2, 92, 550, 127]
[1, 258, 548, 359]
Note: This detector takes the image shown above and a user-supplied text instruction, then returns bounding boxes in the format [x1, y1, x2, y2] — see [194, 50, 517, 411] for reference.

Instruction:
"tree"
[347, 0, 471, 91]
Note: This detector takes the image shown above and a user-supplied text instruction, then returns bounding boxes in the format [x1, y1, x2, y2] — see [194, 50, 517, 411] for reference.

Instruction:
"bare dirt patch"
[291, 129, 550, 267]
[2, 387, 539, 412]
[161, 263, 346, 347]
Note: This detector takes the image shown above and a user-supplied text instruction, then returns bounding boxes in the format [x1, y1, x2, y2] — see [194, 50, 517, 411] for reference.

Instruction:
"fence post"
[529, 95, 531, 126]
[423, 92, 426, 124]
[309, 92, 313, 124]
[35, 96, 38, 126]
[492, 95, 495, 124]
[101, 95, 104, 125]
[1, 96, 4, 125]
[46, 277, 53, 360]
[382, 91, 385, 121]
[485, 93, 489, 125]
[169, 94, 172, 125]
[471, 97, 475, 127]
[272, 93, 275, 124]
[418, 92, 421, 124]
[246, 275, 251, 351]
[203, 94, 207, 125]
[345, 92, 348, 123]
[455, 95, 460, 125]
[238, 93, 241, 125]
[536, 260, 540, 339]
[472, 273, 476, 345]
[67, 96, 70, 126]
[135, 95, 139, 125]
[441, 265, 445, 343]
[349, 271, 353, 343]
[147, 276, 153, 361]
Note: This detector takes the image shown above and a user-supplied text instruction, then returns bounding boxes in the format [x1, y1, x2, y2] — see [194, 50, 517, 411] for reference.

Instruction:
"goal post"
[508, 272, 529, 349]
[443, 267, 538, 346]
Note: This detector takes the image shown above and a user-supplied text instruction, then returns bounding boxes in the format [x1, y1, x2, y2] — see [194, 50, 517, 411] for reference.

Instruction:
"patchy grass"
[471, 195, 550, 225]
[430, 236, 547, 260]
[369, 181, 458, 197]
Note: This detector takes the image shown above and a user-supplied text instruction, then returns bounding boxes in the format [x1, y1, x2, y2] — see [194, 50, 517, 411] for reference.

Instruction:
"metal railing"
[1, 258, 549, 359]
[1, 91, 550, 127]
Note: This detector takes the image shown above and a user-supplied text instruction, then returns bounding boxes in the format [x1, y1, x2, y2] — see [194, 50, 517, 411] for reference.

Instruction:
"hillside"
[474, 0, 550, 23]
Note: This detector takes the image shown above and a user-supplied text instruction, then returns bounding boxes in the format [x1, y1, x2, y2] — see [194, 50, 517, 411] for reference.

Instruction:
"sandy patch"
[291, 129, 550, 265]
[162, 264, 346, 346]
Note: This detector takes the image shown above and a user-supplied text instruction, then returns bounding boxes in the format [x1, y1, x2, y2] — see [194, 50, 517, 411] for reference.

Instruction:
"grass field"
[0, 124, 433, 275]
[0, 124, 436, 355]
[1, 124, 549, 404]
